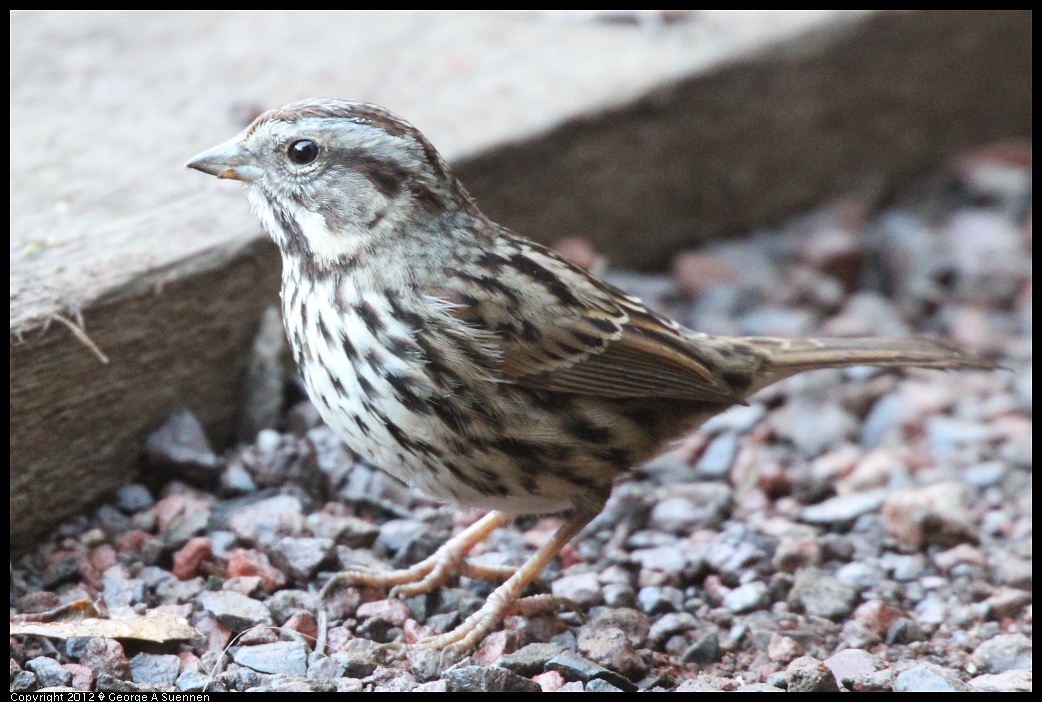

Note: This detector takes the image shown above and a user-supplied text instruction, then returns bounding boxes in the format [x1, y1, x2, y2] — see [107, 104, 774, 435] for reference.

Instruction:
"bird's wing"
[428, 236, 744, 404]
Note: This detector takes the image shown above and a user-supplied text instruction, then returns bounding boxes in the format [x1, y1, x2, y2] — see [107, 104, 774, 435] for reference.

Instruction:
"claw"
[318, 506, 601, 652]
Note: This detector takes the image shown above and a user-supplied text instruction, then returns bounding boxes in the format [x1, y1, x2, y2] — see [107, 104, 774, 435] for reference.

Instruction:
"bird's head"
[187, 99, 475, 271]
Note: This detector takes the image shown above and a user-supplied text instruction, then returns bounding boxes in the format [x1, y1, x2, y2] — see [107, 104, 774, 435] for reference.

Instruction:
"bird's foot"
[320, 511, 510, 600]
[322, 506, 598, 654]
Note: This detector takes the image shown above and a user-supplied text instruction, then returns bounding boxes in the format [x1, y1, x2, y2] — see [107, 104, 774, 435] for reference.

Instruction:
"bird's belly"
[283, 283, 571, 512]
[300, 349, 580, 514]
[299, 342, 628, 516]
[283, 279, 690, 516]
[294, 332, 453, 497]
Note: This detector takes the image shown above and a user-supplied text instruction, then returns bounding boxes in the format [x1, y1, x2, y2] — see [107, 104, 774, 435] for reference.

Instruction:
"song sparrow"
[187, 99, 992, 653]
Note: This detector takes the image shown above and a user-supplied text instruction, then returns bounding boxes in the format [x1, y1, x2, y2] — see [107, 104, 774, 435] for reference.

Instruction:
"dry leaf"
[11, 613, 200, 643]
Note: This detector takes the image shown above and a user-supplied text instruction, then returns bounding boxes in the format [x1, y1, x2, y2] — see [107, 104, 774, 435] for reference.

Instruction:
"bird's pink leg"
[412, 505, 599, 654]
[320, 511, 510, 599]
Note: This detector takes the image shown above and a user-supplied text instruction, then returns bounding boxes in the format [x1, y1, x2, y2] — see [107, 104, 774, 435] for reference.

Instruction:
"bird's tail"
[762, 336, 993, 371]
[731, 336, 996, 394]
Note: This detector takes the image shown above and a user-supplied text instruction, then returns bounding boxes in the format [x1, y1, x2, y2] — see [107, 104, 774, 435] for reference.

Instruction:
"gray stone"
[155, 575, 205, 603]
[785, 657, 840, 692]
[982, 588, 1032, 620]
[10, 671, 37, 691]
[129, 653, 180, 686]
[788, 568, 858, 620]
[175, 670, 212, 692]
[723, 581, 770, 613]
[227, 495, 305, 546]
[704, 538, 768, 573]
[95, 673, 153, 692]
[102, 564, 145, 609]
[270, 536, 335, 581]
[694, 432, 739, 480]
[773, 400, 857, 456]
[231, 641, 309, 677]
[336, 678, 365, 693]
[25, 657, 71, 688]
[376, 518, 427, 554]
[306, 652, 345, 682]
[494, 642, 566, 677]
[197, 590, 273, 630]
[552, 571, 603, 608]
[649, 611, 698, 644]
[577, 627, 647, 682]
[736, 682, 785, 692]
[144, 409, 220, 482]
[962, 461, 1007, 487]
[850, 668, 895, 692]
[766, 634, 801, 664]
[772, 536, 821, 572]
[880, 552, 925, 581]
[929, 412, 991, 452]
[370, 665, 418, 692]
[675, 678, 726, 692]
[883, 482, 979, 549]
[630, 545, 686, 575]
[800, 489, 886, 525]
[636, 585, 684, 614]
[63, 637, 90, 658]
[649, 497, 705, 534]
[429, 587, 484, 620]
[305, 511, 380, 547]
[115, 483, 155, 512]
[80, 638, 132, 680]
[893, 665, 969, 692]
[972, 633, 1032, 674]
[403, 648, 444, 684]
[835, 561, 883, 590]
[823, 648, 883, 688]
[739, 307, 816, 338]
[248, 677, 316, 692]
[988, 552, 1032, 590]
[886, 618, 926, 644]
[263, 589, 319, 624]
[859, 394, 903, 448]
[444, 666, 541, 692]
[968, 669, 1033, 692]
[587, 607, 650, 648]
[602, 583, 636, 608]
[332, 638, 382, 678]
[682, 632, 720, 665]
[546, 649, 637, 691]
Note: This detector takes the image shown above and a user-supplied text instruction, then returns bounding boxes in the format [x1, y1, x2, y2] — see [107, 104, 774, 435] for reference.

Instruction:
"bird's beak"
[185, 137, 261, 182]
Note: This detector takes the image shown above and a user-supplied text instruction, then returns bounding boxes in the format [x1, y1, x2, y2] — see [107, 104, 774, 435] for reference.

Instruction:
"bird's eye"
[287, 139, 319, 165]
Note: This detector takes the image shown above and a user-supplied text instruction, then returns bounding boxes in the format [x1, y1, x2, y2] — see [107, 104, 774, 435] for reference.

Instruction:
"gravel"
[10, 147, 1030, 692]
